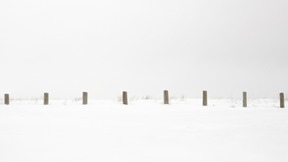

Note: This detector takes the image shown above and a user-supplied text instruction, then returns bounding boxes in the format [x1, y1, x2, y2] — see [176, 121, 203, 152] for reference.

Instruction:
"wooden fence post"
[4, 94, 9, 105]
[243, 92, 247, 107]
[280, 93, 285, 108]
[44, 93, 49, 105]
[164, 90, 169, 104]
[122, 91, 128, 105]
[83, 92, 88, 105]
[203, 91, 207, 106]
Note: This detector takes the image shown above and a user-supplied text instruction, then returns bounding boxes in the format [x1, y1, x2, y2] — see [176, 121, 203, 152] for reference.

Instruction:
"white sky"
[0, 0, 287, 99]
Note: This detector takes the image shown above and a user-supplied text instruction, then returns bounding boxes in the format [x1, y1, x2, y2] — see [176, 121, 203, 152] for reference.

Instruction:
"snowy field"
[0, 99, 288, 162]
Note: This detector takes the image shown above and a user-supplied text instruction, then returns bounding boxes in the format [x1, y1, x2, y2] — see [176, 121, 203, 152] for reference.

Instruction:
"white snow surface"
[0, 99, 288, 162]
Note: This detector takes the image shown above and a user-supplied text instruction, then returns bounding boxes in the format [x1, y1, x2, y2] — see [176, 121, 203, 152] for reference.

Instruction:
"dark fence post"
[83, 92, 88, 105]
[280, 93, 285, 108]
[203, 91, 207, 106]
[4, 94, 9, 105]
[122, 91, 128, 105]
[243, 92, 247, 107]
[164, 90, 169, 104]
[44, 93, 49, 105]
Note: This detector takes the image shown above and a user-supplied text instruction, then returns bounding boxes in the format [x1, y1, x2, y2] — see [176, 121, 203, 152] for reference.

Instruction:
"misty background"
[0, 0, 287, 99]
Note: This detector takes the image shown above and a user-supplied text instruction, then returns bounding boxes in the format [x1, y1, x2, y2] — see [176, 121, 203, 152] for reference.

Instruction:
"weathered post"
[164, 90, 169, 104]
[122, 91, 128, 105]
[44, 93, 49, 105]
[83, 92, 88, 105]
[280, 93, 285, 108]
[243, 91, 247, 107]
[4, 94, 9, 105]
[203, 90, 207, 106]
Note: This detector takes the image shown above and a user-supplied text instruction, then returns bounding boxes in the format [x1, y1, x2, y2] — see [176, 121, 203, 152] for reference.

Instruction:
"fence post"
[280, 93, 285, 108]
[164, 90, 169, 104]
[4, 94, 9, 105]
[122, 91, 128, 105]
[243, 92, 247, 107]
[83, 92, 88, 105]
[44, 93, 49, 105]
[203, 90, 207, 106]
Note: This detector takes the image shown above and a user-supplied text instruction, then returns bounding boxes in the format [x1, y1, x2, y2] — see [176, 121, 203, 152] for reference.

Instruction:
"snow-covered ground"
[0, 99, 287, 162]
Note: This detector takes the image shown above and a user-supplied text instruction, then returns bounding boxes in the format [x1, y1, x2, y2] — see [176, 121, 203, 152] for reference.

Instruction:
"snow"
[0, 99, 287, 162]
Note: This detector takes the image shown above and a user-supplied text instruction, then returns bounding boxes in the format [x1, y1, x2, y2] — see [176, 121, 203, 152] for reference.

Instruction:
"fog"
[0, 0, 287, 99]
